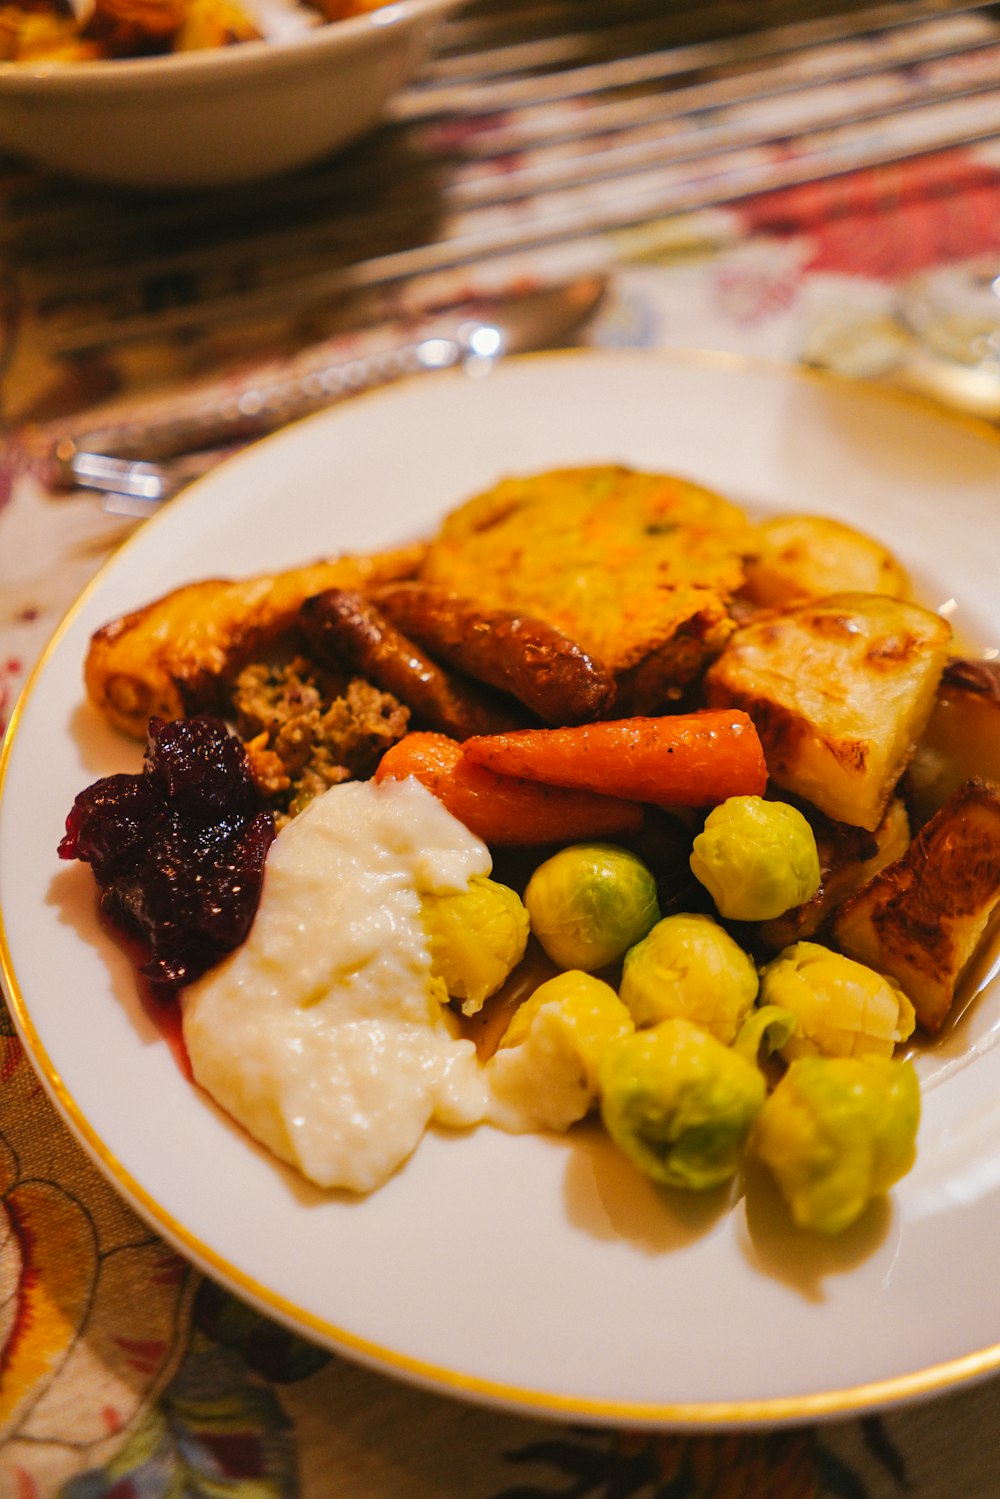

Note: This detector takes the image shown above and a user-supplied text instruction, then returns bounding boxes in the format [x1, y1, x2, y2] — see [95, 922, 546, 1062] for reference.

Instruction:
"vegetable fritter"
[420, 466, 752, 711]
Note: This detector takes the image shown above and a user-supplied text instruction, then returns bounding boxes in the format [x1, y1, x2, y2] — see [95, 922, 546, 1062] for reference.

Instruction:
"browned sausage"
[300, 589, 523, 740]
[371, 582, 616, 726]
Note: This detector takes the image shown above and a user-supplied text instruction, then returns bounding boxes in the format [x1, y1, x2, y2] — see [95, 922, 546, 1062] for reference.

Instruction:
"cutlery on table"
[52, 276, 607, 512]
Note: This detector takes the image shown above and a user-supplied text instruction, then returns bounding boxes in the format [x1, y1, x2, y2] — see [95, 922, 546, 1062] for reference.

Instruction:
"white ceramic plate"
[4, 349, 1000, 1430]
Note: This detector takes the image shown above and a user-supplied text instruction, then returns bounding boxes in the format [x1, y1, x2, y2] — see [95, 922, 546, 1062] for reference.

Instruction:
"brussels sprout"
[598, 1018, 767, 1190]
[733, 1004, 798, 1064]
[751, 1054, 920, 1234]
[421, 875, 529, 1016]
[487, 971, 634, 1133]
[524, 843, 660, 973]
[758, 940, 915, 1060]
[619, 912, 759, 1045]
[689, 796, 821, 921]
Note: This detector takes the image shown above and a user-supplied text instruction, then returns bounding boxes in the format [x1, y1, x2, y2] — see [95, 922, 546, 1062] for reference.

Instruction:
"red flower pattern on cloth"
[736, 152, 1000, 279]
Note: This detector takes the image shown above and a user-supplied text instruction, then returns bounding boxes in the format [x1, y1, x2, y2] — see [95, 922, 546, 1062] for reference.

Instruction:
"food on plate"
[732, 1003, 797, 1065]
[84, 545, 422, 740]
[689, 795, 821, 922]
[756, 797, 911, 952]
[299, 588, 521, 741]
[461, 710, 767, 808]
[370, 582, 617, 726]
[419, 466, 752, 713]
[757, 941, 916, 1061]
[234, 656, 409, 822]
[375, 731, 646, 845]
[58, 715, 274, 987]
[704, 592, 952, 831]
[421, 875, 529, 1016]
[831, 779, 1000, 1034]
[486, 971, 634, 1133]
[741, 514, 910, 611]
[523, 843, 660, 972]
[751, 1055, 921, 1234]
[0, 0, 394, 61]
[181, 777, 490, 1193]
[62, 461, 1000, 1232]
[904, 659, 1000, 826]
[618, 913, 759, 1044]
[598, 1018, 767, 1191]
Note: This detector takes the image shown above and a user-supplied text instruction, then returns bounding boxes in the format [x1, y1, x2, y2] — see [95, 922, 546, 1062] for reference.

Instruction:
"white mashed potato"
[181, 777, 492, 1193]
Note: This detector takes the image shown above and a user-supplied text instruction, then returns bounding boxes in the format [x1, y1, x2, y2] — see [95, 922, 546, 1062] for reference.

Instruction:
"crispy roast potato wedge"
[704, 591, 951, 830]
[85, 545, 423, 739]
[831, 779, 1000, 1033]
[741, 514, 909, 611]
[757, 796, 911, 953]
[905, 659, 1000, 827]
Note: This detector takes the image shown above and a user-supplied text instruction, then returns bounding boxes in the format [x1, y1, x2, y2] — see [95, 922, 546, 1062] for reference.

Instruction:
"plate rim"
[4, 345, 1000, 1430]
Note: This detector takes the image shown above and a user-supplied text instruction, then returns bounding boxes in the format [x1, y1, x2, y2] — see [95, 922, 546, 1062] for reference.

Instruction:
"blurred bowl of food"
[0, 0, 462, 188]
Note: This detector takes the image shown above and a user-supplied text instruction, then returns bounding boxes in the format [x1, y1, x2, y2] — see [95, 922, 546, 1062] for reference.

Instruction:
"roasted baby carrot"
[374, 732, 644, 845]
[461, 710, 767, 808]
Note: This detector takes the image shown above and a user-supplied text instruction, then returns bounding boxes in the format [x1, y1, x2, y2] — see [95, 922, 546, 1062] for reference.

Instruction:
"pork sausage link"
[371, 582, 616, 726]
[300, 589, 523, 740]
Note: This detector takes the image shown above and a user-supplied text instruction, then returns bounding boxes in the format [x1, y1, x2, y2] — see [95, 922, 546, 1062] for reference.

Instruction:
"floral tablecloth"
[3, 142, 1000, 1498]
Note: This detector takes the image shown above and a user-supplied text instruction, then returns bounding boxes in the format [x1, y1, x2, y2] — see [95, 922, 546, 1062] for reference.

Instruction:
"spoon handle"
[50, 276, 606, 488]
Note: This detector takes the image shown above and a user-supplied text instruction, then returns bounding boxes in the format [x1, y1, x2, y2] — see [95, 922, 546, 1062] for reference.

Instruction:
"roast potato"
[757, 796, 911, 953]
[704, 592, 951, 831]
[905, 658, 1000, 826]
[832, 779, 1000, 1033]
[742, 514, 909, 611]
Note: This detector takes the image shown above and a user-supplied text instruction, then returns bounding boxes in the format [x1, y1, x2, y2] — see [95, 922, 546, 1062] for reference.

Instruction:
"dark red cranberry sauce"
[59, 715, 275, 990]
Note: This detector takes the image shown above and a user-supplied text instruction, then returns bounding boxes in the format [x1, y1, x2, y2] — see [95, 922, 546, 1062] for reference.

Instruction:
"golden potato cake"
[419, 466, 753, 710]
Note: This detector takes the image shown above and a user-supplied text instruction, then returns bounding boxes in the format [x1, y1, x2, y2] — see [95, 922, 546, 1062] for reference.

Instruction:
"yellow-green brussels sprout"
[758, 941, 915, 1060]
[733, 1004, 798, 1064]
[524, 842, 660, 972]
[619, 912, 759, 1044]
[752, 1054, 920, 1234]
[689, 796, 821, 921]
[422, 875, 529, 1016]
[598, 1018, 767, 1190]
[487, 971, 634, 1133]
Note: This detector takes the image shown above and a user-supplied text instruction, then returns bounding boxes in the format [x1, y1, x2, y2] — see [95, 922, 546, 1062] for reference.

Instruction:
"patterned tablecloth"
[3, 134, 1000, 1497]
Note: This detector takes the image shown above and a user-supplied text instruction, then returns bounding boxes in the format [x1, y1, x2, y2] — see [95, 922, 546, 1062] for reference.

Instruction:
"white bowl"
[0, 0, 462, 189]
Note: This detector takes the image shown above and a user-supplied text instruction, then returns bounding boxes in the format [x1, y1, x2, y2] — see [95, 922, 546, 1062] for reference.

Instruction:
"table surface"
[4, 4, 1000, 1492]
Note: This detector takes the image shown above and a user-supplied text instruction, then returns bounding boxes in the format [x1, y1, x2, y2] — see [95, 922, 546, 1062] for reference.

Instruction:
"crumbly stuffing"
[233, 657, 409, 823]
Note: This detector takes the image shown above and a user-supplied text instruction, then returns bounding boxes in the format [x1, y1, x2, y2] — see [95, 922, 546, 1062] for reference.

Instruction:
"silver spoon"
[54, 275, 607, 513]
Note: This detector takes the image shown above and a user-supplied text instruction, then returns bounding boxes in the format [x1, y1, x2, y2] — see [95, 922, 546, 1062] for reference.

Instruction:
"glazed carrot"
[461, 710, 767, 808]
[374, 732, 644, 845]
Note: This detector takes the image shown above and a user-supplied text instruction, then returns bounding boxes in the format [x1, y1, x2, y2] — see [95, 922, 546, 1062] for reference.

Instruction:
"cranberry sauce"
[59, 715, 275, 989]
